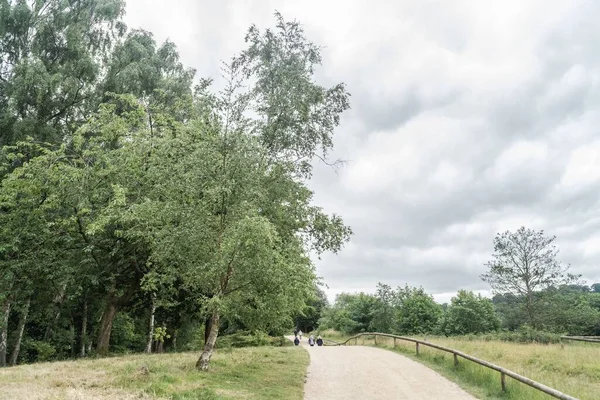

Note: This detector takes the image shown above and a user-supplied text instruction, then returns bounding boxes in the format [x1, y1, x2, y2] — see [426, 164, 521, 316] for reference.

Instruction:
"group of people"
[293, 329, 323, 347]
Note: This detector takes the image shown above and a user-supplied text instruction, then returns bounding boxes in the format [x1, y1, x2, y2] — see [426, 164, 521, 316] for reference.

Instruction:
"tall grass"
[346, 334, 599, 400]
[0, 346, 309, 399]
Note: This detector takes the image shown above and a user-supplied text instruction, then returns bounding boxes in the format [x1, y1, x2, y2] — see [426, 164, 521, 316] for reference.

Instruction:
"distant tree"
[393, 285, 442, 335]
[294, 285, 328, 333]
[492, 293, 528, 330]
[371, 283, 395, 333]
[591, 283, 600, 293]
[442, 290, 500, 335]
[537, 286, 600, 335]
[481, 227, 578, 329]
[318, 293, 378, 334]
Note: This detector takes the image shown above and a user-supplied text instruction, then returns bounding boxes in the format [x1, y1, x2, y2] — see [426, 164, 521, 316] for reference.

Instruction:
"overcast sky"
[124, 0, 600, 303]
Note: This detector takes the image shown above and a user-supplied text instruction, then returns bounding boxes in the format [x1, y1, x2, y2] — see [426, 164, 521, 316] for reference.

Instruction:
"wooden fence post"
[416, 342, 420, 355]
[362, 336, 365, 345]
[453, 352, 459, 367]
[394, 337, 397, 348]
[375, 335, 378, 345]
[501, 372, 506, 392]
[355, 337, 357, 346]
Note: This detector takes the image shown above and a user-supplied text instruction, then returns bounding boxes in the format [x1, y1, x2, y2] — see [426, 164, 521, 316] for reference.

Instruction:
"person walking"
[294, 336, 300, 346]
[298, 330, 303, 339]
[308, 335, 315, 346]
[316, 335, 323, 346]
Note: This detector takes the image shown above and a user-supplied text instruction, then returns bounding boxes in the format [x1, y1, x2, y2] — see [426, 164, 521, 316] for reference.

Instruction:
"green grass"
[332, 334, 600, 400]
[0, 346, 309, 400]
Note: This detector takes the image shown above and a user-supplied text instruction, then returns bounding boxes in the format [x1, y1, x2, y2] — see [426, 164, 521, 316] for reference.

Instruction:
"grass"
[331, 333, 600, 400]
[0, 346, 309, 400]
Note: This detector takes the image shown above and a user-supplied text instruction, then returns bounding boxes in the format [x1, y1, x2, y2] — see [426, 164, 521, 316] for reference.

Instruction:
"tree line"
[0, 1, 351, 370]
[318, 227, 600, 338]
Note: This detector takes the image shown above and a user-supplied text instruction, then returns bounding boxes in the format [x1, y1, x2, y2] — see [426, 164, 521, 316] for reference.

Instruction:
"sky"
[124, 0, 600, 304]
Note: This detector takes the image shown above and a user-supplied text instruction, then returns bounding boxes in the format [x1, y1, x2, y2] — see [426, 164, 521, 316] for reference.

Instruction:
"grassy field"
[323, 332, 600, 400]
[0, 346, 309, 400]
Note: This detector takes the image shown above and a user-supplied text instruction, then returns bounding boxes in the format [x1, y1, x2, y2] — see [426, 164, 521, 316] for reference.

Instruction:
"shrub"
[21, 339, 57, 363]
[216, 331, 288, 348]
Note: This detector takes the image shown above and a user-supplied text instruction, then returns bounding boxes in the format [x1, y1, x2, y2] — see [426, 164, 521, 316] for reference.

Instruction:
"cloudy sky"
[124, 0, 600, 303]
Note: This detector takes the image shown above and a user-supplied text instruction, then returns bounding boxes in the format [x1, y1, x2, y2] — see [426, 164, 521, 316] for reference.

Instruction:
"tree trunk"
[204, 315, 212, 345]
[172, 330, 177, 352]
[96, 291, 118, 356]
[43, 310, 61, 341]
[145, 301, 156, 354]
[69, 323, 76, 358]
[80, 299, 87, 358]
[525, 292, 536, 329]
[43, 283, 67, 341]
[0, 297, 12, 367]
[196, 310, 220, 371]
[9, 296, 30, 366]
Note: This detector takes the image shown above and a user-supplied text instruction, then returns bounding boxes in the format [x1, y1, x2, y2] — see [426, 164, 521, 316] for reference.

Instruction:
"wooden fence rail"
[335, 332, 578, 400]
[561, 336, 600, 343]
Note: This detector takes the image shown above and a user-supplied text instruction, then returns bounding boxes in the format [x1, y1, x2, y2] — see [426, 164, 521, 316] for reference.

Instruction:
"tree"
[393, 285, 442, 335]
[371, 283, 395, 333]
[294, 285, 328, 333]
[535, 286, 600, 335]
[0, 10, 351, 368]
[0, 0, 127, 147]
[442, 290, 500, 335]
[481, 227, 578, 329]
[183, 13, 351, 370]
[492, 293, 528, 331]
[318, 293, 378, 334]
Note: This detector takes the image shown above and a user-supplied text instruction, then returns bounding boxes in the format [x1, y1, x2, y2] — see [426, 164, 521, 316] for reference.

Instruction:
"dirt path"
[289, 336, 476, 399]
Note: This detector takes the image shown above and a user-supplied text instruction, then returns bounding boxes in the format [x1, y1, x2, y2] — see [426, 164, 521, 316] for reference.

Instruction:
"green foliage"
[216, 331, 278, 348]
[0, 0, 127, 146]
[318, 292, 378, 334]
[0, 8, 351, 369]
[321, 285, 443, 335]
[294, 285, 328, 332]
[442, 290, 500, 335]
[537, 287, 600, 335]
[493, 285, 600, 335]
[111, 312, 145, 353]
[370, 283, 395, 334]
[394, 285, 442, 335]
[21, 339, 56, 362]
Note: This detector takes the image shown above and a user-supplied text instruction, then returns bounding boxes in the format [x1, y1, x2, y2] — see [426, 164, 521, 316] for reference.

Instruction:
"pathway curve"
[288, 336, 476, 400]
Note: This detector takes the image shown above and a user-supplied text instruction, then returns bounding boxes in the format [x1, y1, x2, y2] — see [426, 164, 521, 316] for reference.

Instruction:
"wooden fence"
[335, 332, 578, 400]
[561, 336, 600, 343]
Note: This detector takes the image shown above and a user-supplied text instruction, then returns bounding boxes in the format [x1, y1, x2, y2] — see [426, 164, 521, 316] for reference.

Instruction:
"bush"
[216, 331, 288, 348]
[21, 339, 57, 363]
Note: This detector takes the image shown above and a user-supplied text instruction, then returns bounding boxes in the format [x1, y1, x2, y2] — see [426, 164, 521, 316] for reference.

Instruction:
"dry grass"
[347, 334, 600, 400]
[0, 347, 309, 400]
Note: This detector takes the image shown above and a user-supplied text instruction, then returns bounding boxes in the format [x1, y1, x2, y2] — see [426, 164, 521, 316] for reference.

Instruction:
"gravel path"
[289, 337, 476, 400]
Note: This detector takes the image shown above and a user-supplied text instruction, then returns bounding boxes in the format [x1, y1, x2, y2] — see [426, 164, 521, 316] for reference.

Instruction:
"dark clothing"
[316, 338, 323, 346]
[294, 338, 300, 346]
